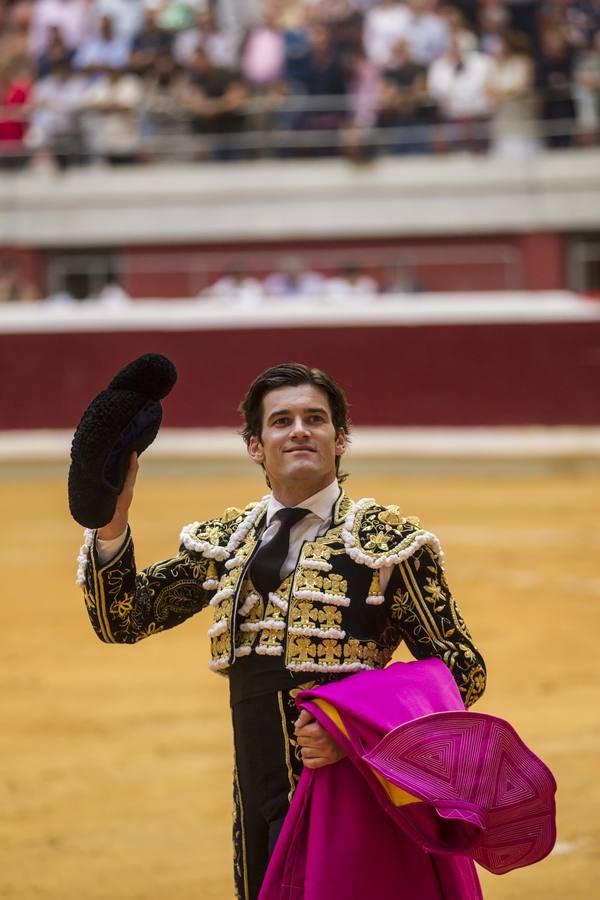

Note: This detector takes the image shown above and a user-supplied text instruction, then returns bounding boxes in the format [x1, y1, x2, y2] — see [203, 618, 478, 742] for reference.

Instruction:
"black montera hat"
[68, 354, 177, 528]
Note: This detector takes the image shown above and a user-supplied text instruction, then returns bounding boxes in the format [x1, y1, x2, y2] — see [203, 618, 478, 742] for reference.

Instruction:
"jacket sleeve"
[80, 528, 212, 644]
[385, 544, 486, 708]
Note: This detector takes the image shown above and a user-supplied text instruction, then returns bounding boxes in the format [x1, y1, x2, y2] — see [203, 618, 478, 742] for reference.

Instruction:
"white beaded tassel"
[75, 529, 95, 585]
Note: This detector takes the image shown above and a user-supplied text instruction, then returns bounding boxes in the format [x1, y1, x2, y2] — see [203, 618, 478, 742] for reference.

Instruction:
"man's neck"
[271, 479, 336, 508]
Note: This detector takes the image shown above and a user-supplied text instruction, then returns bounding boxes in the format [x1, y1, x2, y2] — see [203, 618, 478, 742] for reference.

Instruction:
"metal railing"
[0, 88, 597, 166]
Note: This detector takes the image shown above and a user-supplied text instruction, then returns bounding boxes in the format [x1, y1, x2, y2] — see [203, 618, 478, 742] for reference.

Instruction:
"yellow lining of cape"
[312, 699, 420, 807]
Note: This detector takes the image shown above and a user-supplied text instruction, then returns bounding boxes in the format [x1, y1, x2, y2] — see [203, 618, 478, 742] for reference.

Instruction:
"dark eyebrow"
[267, 406, 329, 422]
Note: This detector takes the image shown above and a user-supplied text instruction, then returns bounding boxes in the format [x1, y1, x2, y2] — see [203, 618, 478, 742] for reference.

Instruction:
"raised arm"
[79, 454, 212, 644]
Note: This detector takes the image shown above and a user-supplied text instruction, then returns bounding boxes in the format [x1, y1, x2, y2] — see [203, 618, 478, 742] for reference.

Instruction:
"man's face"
[248, 384, 346, 502]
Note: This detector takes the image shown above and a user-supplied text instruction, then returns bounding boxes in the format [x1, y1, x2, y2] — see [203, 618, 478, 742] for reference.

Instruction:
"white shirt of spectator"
[325, 275, 378, 297]
[82, 73, 142, 155]
[29, 0, 93, 58]
[428, 50, 497, 120]
[29, 72, 88, 146]
[203, 275, 264, 303]
[73, 32, 132, 71]
[403, 10, 449, 66]
[174, 23, 241, 69]
[364, 2, 411, 69]
[95, 0, 144, 42]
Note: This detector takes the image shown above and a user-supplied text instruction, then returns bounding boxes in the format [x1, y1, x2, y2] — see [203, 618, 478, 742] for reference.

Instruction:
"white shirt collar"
[267, 480, 341, 525]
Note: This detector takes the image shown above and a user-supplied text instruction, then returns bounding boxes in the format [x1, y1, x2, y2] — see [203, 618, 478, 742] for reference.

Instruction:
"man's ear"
[335, 429, 347, 457]
[248, 435, 265, 465]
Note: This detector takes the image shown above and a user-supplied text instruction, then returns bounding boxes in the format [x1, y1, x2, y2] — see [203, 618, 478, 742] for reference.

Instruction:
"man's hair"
[240, 363, 351, 476]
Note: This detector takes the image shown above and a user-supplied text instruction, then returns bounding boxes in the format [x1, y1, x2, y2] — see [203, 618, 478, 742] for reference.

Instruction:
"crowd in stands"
[0, 0, 599, 168]
[0, 254, 423, 302]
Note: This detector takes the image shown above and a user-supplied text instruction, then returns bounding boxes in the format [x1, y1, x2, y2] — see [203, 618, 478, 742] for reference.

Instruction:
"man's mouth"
[285, 446, 315, 453]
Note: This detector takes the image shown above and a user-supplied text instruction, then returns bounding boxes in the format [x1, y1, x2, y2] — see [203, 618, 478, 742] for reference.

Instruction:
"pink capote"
[259, 660, 556, 900]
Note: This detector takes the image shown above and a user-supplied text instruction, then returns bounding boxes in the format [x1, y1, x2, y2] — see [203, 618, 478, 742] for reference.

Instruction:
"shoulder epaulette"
[180, 496, 269, 561]
[341, 498, 444, 569]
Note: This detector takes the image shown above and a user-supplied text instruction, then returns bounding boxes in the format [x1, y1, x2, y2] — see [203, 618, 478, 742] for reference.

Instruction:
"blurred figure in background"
[487, 30, 539, 158]
[95, 0, 144, 42]
[138, 50, 189, 161]
[94, 276, 130, 304]
[129, 7, 173, 76]
[574, 28, 600, 145]
[81, 62, 142, 164]
[263, 255, 324, 297]
[325, 260, 379, 297]
[428, 28, 497, 152]
[36, 24, 75, 78]
[402, 0, 449, 66]
[174, 4, 241, 69]
[0, 56, 32, 169]
[293, 23, 349, 157]
[29, 0, 91, 60]
[182, 45, 248, 160]
[364, 0, 411, 69]
[202, 259, 264, 302]
[375, 38, 433, 154]
[0, 259, 40, 302]
[381, 256, 423, 293]
[73, 14, 131, 75]
[28, 55, 87, 169]
[535, 24, 577, 148]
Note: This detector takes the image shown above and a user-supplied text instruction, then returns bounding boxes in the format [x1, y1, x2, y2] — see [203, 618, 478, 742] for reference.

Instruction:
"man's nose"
[290, 417, 309, 436]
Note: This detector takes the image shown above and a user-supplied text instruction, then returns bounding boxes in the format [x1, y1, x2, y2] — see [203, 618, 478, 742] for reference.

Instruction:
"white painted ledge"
[1, 427, 599, 462]
[1, 291, 599, 334]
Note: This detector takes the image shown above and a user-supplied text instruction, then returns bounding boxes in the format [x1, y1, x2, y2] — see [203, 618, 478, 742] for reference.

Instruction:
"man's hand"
[97, 452, 139, 540]
[294, 709, 346, 769]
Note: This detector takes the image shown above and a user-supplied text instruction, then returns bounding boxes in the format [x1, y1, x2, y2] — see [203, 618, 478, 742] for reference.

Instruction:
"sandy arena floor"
[1, 459, 599, 899]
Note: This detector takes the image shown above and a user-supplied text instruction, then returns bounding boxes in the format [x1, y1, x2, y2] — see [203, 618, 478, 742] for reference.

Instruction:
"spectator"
[81, 64, 142, 164]
[130, 8, 173, 76]
[94, 277, 130, 303]
[263, 255, 324, 297]
[73, 14, 131, 74]
[240, 3, 286, 88]
[325, 260, 379, 296]
[428, 30, 498, 152]
[139, 51, 189, 160]
[339, 48, 380, 162]
[28, 56, 87, 169]
[364, 0, 411, 69]
[0, 259, 40, 301]
[477, 0, 511, 57]
[565, 2, 600, 50]
[37, 24, 75, 79]
[0, 57, 32, 168]
[202, 260, 264, 302]
[487, 30, 539, 158]
[438, 6, 477, 54]
[183, 46, 248, 160]
[95, 0, 144, 42]
[0, 1, 31, 73]
[375, 38, 433, 154]
[29, 0, 92, 60]
[403, 0, 449, 66]
[535, 25, 577, 148]
[574, 28, 600, 144]
[381, 257, 423, 293]
[294, 23, 349, 156]
[174, 5, 240, 69]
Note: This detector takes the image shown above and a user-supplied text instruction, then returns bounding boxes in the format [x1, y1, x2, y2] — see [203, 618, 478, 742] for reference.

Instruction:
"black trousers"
[231, 688, 305, 900]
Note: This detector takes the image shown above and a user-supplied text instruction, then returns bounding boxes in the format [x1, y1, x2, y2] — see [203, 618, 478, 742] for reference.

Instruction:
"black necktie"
[250, 507, 309, 599]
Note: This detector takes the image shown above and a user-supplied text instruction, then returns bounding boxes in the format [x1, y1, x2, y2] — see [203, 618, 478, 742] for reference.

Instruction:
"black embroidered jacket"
[79, 491, 486, 707]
